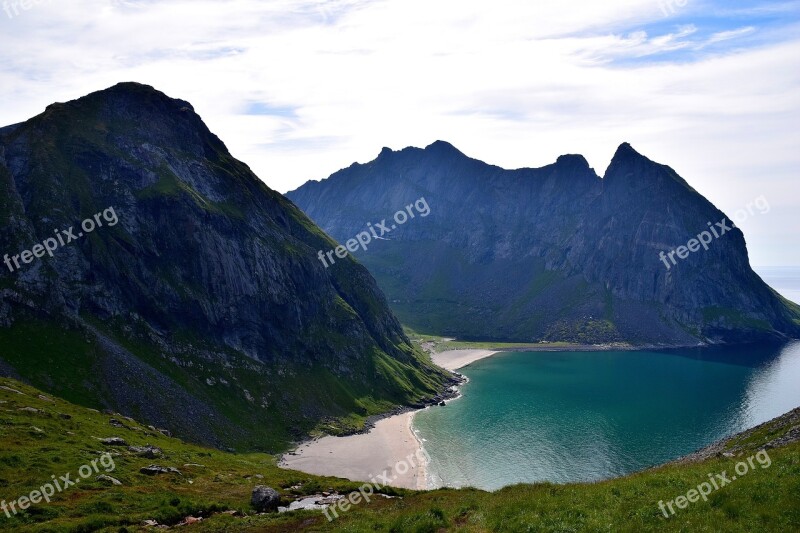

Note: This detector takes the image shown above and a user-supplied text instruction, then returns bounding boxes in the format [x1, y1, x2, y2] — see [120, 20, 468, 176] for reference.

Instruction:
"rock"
[101, 437, 128, 446]
[59, 413, 72, 420]
[179, 516, 202, 525]
[158, 428, 172, 437]
[142, 519, 159, 526]
[129, 445, 163, 458]
[109, 418, 128, 428]
[0, 385, 24, 395]
[439, 401, 446, 406]
[18, 407, 40, 413]
[140, 465, 182, 476]
[97, 474, 123, 485]
[38, 394, 54, 402]
[251, 486, 281, 513]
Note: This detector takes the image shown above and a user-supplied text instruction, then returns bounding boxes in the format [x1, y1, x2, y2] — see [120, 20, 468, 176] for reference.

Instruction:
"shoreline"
[277, 344, 699, 490]
[279, 341, 799, 494]
[278, 410, 430, 490]
[277, 349, 495, 490]
[431, 349, 500, 371]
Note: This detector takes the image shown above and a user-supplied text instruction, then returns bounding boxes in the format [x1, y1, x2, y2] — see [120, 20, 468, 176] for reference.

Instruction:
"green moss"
[0, 320, 105, 408]
[702, 306, 771, 330]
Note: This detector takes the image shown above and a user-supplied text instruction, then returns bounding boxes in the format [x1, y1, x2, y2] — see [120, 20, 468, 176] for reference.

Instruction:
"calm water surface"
[414, 342, 800, 491]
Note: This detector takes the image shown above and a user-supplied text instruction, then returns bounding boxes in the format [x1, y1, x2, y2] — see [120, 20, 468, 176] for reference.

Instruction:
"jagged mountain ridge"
[0, 83, 449, 451]
[288, 141, 800, 345]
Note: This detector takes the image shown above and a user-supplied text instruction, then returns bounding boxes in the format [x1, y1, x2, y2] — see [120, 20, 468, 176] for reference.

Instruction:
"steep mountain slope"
[0, 83, 449, 452]
[288, 141, 800, 345]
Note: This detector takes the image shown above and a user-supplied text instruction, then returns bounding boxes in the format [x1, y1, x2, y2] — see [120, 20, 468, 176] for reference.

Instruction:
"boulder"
[251, 486, 281, 513]
[140, 465, 182, 476]
[129, 445, 163, 458]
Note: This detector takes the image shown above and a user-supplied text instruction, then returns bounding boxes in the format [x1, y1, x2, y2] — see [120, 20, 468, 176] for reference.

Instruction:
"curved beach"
[278, 349, 500, 489]
[279, 411, 429, 490]
[431, 349, 499, 371]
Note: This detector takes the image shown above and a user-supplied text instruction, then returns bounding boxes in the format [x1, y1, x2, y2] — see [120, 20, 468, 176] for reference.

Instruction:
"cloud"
[0, 0, 798, 264]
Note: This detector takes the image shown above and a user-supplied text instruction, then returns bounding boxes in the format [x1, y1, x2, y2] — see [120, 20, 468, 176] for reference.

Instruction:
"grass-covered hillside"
[1, 377, 798, 532]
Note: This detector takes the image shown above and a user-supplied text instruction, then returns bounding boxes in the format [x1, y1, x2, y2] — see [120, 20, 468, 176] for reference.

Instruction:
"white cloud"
[0, 0, 798, 264]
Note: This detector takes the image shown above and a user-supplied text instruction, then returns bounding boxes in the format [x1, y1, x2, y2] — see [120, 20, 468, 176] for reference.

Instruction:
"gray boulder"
[140, 465, 181, 476]
[129, 445, 163, 458]
[251, 486, 280, 513]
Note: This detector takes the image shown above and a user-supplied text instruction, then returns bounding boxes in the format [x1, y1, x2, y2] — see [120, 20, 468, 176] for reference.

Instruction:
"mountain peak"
[603, 142, 660, 183]
[424, 140, 465, 156]
[42, 82, 196, 122]
[556, 153, 592, 169]
[611, 142, 642, 161]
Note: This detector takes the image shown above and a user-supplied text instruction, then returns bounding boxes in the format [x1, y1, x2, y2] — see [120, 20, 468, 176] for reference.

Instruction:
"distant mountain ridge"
[288, 141, 800, 345]
[0, 83, 448, 451]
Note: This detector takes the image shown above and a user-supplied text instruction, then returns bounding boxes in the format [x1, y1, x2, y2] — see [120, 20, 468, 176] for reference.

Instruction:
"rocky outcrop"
[288, 142, 800, 345]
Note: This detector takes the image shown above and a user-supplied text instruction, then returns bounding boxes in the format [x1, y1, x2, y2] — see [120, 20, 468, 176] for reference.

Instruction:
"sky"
[0, 0, 798, 265]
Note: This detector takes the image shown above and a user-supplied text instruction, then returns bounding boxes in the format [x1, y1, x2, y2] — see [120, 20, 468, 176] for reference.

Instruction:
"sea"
[413, 267, 800, 491]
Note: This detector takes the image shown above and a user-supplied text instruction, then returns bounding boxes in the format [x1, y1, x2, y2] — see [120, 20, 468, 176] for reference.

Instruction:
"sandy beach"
[279, 349, 501, 489]
[431, 349, 500, 371]
[279, 411, 428, 490]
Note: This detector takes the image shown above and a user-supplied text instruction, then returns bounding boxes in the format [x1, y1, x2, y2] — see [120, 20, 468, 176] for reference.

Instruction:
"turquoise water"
[414, 342, 800, 491]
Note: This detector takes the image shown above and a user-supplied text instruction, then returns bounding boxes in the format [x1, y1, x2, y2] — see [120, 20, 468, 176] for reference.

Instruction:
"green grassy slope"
[0, 318, 445, 453]
[1, 377, 798, 532]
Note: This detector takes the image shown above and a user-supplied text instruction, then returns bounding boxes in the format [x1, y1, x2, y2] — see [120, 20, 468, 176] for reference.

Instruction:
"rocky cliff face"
[288, 141, 800, 345]
[0, 83, 447, 451]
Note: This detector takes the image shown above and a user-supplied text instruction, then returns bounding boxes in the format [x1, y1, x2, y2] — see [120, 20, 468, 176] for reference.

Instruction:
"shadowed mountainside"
[0, 83, 449, 452]
[288, 141, 800, 345]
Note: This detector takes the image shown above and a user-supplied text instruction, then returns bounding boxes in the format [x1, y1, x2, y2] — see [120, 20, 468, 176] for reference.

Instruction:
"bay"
[414, 342, 800, 491]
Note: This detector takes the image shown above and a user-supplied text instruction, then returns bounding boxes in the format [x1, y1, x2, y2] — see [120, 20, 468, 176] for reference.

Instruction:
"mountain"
[0, 83, 449, 452]
[287, 141, 800, 345]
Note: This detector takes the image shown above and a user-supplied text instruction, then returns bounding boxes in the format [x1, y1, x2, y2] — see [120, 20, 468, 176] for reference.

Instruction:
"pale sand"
[279, 349, 501, 489]
[431, 349, 500, 371]
[279, 411, 428, 490]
